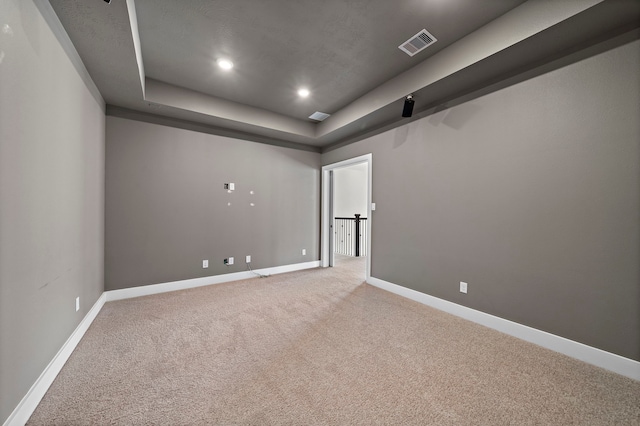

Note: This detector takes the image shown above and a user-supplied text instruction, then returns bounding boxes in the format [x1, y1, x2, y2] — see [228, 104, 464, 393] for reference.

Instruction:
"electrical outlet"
[224, 257, 234, 265]
[202, 259, 209, 268]
[460, 281, 468, 294]
[75, 297, 80, 312]
[302, 249, 306, 256]
[246, 255, 251, 263]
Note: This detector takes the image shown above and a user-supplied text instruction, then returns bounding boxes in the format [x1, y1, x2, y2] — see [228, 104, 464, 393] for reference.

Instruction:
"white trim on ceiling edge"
[367, 276, 640, 381]
[3, 260, 320, 426]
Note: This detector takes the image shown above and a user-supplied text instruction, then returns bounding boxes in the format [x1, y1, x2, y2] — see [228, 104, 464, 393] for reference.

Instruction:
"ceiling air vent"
[309, 111, 331, 122]
[399, 29, 437, 57]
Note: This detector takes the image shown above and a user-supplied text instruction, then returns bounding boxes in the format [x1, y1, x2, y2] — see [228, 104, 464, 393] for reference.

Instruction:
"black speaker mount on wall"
[402, 94, 415, 118]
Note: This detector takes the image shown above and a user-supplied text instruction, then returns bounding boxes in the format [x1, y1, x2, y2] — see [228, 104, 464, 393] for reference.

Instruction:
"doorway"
[321, 154, 372, 280]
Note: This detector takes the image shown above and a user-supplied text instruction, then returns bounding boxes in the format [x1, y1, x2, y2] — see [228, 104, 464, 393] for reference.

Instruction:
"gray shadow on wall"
[441, 103, 482, 130]
[277, 145, 322, 169]
[20, 1, 42, 55]
[425, 103, 482, 130]
[427, 104, 450, 127]
[393, 126, 410, 149]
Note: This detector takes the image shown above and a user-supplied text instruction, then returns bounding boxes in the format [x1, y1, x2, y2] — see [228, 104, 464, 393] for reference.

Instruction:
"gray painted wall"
[105, 117, 320, 291]
[322, 39, 640, 361]
[0, 0, 105, 422]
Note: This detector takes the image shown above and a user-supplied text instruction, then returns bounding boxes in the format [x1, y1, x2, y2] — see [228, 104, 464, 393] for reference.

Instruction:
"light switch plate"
[460, 281, 468, 294]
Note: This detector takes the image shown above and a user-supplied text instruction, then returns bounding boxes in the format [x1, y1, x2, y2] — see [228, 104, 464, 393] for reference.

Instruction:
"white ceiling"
[48, 0, 640, 151]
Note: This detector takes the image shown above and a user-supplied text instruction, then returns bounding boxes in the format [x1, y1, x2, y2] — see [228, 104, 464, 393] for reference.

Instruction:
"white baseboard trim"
[4, 260, 320, 425]
[367, 276, 640, 381]
[105, 260, 321, 302]
[4, 293, 107, 426]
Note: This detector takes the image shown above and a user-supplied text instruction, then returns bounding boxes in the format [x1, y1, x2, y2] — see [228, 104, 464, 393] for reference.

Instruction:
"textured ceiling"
[48, 0, 640, 150]
[135, 0, 524, 120]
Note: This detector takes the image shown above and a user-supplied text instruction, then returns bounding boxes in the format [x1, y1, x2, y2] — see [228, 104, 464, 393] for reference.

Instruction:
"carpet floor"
[28, 255, 640, 425]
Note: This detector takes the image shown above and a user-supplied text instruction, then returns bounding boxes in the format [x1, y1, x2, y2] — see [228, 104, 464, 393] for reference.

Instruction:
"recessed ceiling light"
[298, 88, 310, 98]
[217, 58, 233, 70]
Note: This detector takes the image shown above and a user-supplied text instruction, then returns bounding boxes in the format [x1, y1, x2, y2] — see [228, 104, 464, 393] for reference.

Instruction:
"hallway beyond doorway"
[333, 254, 366, 282]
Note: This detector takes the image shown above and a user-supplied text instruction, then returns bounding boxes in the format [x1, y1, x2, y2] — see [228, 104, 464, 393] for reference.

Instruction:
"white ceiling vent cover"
[309, 111, 331, 121]
[399, 29, 437, 57]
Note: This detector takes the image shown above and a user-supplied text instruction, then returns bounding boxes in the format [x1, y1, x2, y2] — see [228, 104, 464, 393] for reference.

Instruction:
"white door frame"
[321, 153, 372, 280]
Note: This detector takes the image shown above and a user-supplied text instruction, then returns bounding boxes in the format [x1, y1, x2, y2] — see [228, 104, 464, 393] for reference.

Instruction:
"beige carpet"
[28, 255, 640, 425]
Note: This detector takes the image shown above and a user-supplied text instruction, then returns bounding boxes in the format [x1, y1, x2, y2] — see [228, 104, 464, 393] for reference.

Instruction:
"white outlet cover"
[302, 249, 306, 255]
[460, 281, 468, 294]
[246, 255, 251, 263]
[75, 297, 80, 312]
[229, 183, 235, 190]
[371, 203, 376, 211]
[228, 257, 234, 265]
[203, 260, 209, 268]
